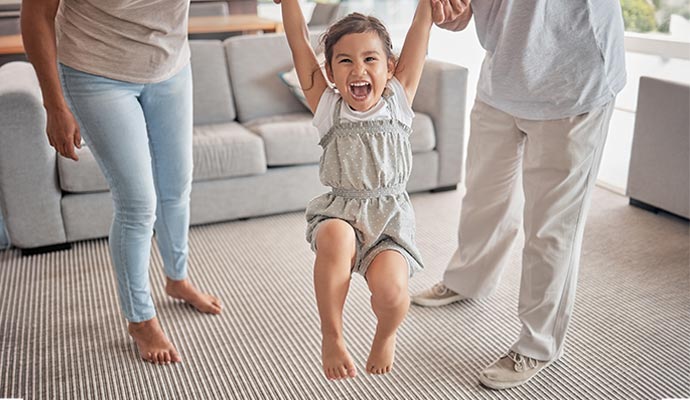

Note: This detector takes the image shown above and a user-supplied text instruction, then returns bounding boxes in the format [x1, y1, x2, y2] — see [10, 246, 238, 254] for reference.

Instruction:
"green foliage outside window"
[621, 0, 658, 32]
[655, 1, 690, 32]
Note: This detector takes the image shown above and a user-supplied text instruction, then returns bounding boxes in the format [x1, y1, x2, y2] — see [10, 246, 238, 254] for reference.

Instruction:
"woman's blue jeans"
[60, 64, 193, 323]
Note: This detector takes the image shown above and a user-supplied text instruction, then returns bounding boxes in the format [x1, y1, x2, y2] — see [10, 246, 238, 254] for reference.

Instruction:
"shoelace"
[508, 351, 538, 372]
[432, 282, 449, 296]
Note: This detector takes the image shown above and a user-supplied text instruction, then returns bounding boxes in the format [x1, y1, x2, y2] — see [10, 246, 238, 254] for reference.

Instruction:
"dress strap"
[332, 97, 343, 125]
[382, 88, 396, 123]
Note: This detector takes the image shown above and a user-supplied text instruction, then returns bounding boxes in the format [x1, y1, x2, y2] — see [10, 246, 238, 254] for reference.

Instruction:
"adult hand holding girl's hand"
[431, 0, 472, 31]
[46, 107, 82, 161]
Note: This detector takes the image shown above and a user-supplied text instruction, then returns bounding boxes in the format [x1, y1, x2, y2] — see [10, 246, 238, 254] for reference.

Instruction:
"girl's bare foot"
[366, 330, 396, 375]
[128, 317, 181, 365]
[322, 335, 357, 380]
[165, 278, 222, 314]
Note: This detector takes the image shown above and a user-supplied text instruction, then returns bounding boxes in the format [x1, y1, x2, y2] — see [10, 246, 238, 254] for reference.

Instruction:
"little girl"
[277, 0, 434, 380]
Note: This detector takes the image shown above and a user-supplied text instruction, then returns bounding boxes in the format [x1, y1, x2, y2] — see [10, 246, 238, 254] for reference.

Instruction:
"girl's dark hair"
[320, 12, 396, 68]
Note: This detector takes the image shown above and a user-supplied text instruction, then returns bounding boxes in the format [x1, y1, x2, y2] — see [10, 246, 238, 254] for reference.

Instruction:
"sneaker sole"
[478, 358, 555, 390]
[478, 373, 533, 390]
[410, 295, 463, 307]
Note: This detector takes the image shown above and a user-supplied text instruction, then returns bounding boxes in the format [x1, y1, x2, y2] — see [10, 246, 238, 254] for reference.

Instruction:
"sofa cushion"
[224, 33, 321, 123]
[410, 113, 436, 153]
[58, 122, 266, 193]
[58, 146, 109, 193]
[190, 40, 236, 125]
[246, 112, 437, 167]
[245, 113, 321, 166]
[192, 122, 267, 181]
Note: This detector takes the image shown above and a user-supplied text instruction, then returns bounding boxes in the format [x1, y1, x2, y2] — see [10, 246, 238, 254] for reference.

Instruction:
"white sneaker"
[479, 351, 554, 390]
[411, 282, 464, 307]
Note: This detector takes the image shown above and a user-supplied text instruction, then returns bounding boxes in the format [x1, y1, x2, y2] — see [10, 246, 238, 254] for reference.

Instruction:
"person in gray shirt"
[415, 0, 626, 389]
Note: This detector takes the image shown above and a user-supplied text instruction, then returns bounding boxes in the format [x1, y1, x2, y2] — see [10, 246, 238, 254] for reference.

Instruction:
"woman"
[22, 0, 222, 365]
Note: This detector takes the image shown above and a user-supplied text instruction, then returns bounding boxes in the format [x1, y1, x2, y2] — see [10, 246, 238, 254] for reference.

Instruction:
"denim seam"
[145, 82, 185, 282]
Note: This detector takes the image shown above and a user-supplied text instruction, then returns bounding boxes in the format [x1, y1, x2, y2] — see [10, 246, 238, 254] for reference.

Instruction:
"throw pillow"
[279, 53, 332, 110]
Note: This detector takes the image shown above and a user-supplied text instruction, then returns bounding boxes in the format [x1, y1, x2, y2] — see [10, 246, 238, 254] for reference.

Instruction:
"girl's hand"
[431, 0, 471, 28]
[46, 107, 81, 161]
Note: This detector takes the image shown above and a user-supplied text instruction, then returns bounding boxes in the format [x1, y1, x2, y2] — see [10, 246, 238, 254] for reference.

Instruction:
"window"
[621, 0, 690, 39]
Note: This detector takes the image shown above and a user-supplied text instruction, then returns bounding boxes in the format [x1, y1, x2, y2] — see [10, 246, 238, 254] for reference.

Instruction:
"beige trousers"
[443, 99, 616, 361]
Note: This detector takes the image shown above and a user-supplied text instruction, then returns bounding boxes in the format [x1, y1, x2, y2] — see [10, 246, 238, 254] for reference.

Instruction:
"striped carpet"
[1, 186, 688, 400]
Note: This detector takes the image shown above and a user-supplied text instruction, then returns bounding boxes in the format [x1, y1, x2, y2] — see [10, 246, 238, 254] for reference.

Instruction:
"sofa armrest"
[0, 62, 67, 248]
[413, 59, 468, 188]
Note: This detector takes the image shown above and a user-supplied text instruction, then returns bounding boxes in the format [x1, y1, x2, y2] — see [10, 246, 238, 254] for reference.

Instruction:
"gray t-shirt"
[55, 0, 190, 84]
[473, 0, 627, 120]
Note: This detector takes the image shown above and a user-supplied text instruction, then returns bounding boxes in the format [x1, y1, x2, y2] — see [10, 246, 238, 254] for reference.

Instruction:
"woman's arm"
[394, 0, 434, 105]
[431, 0, 473, 32]
[21, 0, 81, 161]
[276, 0, 329, 114]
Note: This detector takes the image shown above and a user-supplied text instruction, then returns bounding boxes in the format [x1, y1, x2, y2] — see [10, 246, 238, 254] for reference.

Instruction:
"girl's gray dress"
[305, 91, 424, 277]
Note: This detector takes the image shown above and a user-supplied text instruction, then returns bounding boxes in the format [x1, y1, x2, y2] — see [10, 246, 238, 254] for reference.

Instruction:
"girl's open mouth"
[349, 81, 371, 101]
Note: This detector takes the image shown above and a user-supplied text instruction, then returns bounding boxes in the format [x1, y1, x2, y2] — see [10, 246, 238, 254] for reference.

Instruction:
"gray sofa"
[0, 33, 468, 254]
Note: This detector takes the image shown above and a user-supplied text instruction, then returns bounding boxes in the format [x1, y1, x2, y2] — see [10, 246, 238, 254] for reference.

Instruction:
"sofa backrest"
[190, 40, 237, 125]
[224, 33, 321, 123]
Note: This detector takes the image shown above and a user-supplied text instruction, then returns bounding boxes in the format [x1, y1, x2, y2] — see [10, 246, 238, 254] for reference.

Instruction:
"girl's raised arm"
[277, 0, 330, 113]
[394, 0, 434, 105]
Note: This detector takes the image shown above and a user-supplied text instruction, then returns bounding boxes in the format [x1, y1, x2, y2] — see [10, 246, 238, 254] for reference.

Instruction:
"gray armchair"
[627, 76, 690, 219]
[0, 18, 20, 35]
[308, 2, 341, 28]
[189, 2, 230, 17]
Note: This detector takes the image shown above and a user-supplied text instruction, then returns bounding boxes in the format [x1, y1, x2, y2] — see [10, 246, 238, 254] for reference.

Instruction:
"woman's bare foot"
[322, 335, 357, 380]
[366, 330, 396, 375]
[128, 317, 181, 365]
[165, 278, 222, 314]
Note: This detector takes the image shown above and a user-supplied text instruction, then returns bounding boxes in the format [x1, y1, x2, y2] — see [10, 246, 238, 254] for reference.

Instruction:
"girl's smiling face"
[326, 31, 395, 112]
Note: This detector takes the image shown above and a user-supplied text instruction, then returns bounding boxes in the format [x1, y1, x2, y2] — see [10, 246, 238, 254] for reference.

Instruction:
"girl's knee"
[367, 253, 409, 306]
[315, 219, 356, 253]
[370, 279, 408, 307]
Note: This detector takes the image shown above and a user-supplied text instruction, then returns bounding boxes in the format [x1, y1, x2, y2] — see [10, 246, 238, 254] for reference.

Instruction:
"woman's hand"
[46, 107, 81, 161]
[431, 0, 472, 31]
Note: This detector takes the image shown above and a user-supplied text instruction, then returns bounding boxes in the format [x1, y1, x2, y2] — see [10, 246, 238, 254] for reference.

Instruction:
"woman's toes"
[171, 348, 181, 363]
